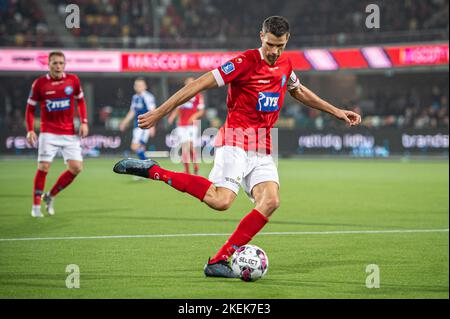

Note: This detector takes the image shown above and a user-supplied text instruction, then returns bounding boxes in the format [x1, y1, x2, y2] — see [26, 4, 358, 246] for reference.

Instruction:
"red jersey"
[212, 48, 300, 153]
[26, 72, 88, 135]
[177, 93, 205, 126]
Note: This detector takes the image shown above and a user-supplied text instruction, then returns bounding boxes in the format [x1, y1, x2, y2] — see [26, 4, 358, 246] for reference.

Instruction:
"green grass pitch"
[0, 157, 448, 298]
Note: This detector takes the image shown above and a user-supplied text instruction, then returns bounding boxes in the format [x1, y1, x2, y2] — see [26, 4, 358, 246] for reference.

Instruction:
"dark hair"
[48, 51, 65, 62]
[262, 16, 290, 37]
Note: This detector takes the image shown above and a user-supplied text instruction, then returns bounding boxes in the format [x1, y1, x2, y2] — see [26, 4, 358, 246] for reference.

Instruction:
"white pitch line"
[0, 228, 448, 242]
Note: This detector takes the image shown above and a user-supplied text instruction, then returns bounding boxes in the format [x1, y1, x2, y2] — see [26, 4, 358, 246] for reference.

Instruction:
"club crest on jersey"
[221, 61, 235, 74]
[64, 86, 74, 95]
[256, 92, 280, 112]
[45, 98, 71, 112]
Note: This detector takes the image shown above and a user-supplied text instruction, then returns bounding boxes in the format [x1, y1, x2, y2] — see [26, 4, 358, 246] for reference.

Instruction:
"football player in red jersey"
[168, 77, 205, 175]
[114, 16, 361, 277]
[26, 51, 89, 218]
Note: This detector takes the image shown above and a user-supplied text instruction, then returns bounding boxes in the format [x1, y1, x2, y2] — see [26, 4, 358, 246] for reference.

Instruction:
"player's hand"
[138, 110, 160, 129]
[79, 123, 89, 138]
[26, 131, 38, 146]
[336, 109, 362, 127]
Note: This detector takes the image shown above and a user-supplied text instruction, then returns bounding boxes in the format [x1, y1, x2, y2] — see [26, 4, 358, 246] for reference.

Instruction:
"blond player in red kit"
[26, 51, 88, 218]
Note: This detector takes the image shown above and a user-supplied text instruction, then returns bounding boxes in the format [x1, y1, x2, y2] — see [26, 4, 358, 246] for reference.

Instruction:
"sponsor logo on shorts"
[256, 92, 280, 112]
[45, 98, 71, 112]
[221, 61, 235, 75]
[225, 177, 240, 186]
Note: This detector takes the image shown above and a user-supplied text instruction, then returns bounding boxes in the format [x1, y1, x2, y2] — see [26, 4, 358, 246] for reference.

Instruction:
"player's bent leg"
[113, 158, 212, 202]
[252, 181, 280, 219]
[67, 160, 83, 175]
[43, 160, 81, 216]
[205, 182, 277, 276]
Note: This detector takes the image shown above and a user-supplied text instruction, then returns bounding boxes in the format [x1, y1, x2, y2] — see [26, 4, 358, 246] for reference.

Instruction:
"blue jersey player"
[119, 78, 156, 160]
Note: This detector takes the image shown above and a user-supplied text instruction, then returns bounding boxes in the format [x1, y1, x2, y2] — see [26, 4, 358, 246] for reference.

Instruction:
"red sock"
[33, 170, 47, 205]
[209, 209, 269, 264]
[49, 170, 77, 197]
[148, 166, 212, 201]
[183, 163, 190, 174]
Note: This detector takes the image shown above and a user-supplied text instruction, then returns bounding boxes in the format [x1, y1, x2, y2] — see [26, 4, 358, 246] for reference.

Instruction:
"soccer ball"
[231, 244, 269, 282]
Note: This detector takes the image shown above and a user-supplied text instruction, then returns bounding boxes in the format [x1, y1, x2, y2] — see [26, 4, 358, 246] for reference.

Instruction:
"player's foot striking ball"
[203, 258, 238, 278]
[114, 16, 361, 279]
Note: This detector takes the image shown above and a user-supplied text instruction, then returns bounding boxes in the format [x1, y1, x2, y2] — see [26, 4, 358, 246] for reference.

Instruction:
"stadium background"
[0, 0, 448, 300]
[0, 0, 448, 158]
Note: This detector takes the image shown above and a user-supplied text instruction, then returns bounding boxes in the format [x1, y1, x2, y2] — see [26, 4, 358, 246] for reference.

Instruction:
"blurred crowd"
[281, 84, 449, 130]
[0, 0, 60, 47]
[0, 0, 448, 48]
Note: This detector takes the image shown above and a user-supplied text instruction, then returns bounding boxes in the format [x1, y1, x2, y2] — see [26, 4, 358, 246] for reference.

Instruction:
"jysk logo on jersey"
[256, 92, 280, 112]
[221, 61, 235, 74]
[64, 86, 74, 96]
[45, 98, 71, 112]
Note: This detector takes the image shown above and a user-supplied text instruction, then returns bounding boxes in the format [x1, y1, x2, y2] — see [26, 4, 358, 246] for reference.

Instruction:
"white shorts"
[175, 125, 198, 144]
[38, 133, 83, 163]
[208, 146, 279, 201]
[132, 127, 151, 145]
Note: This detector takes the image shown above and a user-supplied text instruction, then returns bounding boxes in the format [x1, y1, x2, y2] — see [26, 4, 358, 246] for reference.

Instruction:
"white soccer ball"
[231, 244, 269, 282]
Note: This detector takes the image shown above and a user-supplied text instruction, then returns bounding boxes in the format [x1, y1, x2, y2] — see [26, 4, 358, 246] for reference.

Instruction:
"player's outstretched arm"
[289, 84, 361, 126]
[138, 72, 217, 129]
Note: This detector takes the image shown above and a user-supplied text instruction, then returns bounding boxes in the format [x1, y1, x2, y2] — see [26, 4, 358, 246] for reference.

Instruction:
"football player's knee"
[213, 194, 235, 211]
[214, 198, 233, 211]
[38, 163, 50, 172]
[69, 165, 83, 175]
[265, 197, 280, 213]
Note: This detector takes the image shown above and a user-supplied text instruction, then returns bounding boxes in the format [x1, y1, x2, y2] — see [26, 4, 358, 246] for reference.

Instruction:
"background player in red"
[168, 77, 206, 175]
[114, 16, 361, 277]
[26, 51, 89, 218]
